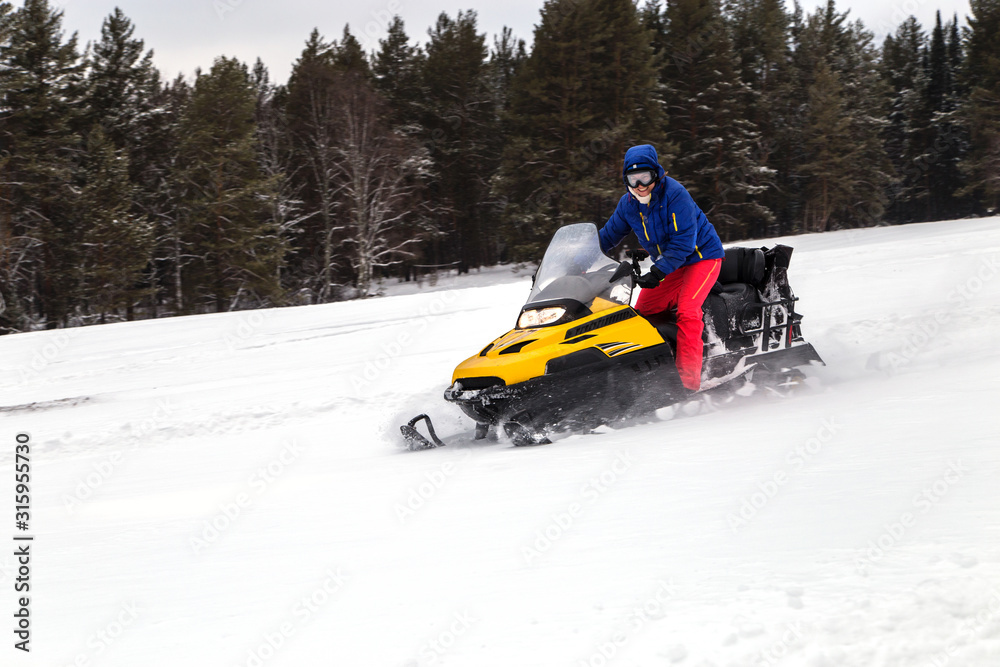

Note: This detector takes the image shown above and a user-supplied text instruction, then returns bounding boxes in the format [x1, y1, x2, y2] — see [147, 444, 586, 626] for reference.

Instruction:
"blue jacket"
[599, 144, 724, 275]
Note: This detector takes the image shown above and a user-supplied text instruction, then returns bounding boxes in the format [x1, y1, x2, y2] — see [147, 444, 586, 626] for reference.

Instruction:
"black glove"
[636, 266, 664, 289]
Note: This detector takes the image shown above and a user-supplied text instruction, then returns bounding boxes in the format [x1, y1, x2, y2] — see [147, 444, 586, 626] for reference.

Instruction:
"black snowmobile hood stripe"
[498, 339, 536, 355]
[565, 309, 636, 339]
[562, 334, 597, 345]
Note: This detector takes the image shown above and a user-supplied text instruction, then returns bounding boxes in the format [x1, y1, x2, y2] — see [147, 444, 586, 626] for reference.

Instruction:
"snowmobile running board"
[401, 414, 445, 451]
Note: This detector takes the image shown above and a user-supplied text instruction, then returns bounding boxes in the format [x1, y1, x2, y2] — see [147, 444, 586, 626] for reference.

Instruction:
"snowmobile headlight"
[518, 306, 567, 328]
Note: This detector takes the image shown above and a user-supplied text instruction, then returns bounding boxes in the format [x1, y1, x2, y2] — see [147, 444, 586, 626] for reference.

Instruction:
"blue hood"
[621, 144, 666, 185]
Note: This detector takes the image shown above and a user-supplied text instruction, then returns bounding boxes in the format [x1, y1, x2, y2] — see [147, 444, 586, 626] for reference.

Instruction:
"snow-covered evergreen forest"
[1, 0, 998, 332]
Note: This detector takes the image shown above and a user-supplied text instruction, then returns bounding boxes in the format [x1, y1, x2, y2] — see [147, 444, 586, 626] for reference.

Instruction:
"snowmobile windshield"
[521, 223, 632, 325]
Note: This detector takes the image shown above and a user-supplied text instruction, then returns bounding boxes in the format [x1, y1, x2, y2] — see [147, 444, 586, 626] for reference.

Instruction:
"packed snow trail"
[0, 218, 998, 666]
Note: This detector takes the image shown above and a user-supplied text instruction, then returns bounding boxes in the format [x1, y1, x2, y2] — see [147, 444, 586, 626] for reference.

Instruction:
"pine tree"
[662, 0, 774, 239]
[587, 0, 664, 143]
[799, 61, 858, 230]
[488, 26, 526, 118]
[487, 26, 527, 215]
[926, 12, 949, 113]
[727, 0, 792, 235]
[939, 15, 973, 218]
[881, 18, 925, 108]
[372, 16, 424, 131]
[0, 3, 10, 47]
[144, 75, 191, 316]
[85, 8, 159, 156]
[284, 29, 345, 300]
[76, 127, 154, 322]
[80, 8, 169, 317]
[0, 0, 84, 329]
[947, 15, 962, 94]
[420, 11, 498, 268]
[920, 12, 967, 220]
[791, 0, 891, 230]
[495, 0, 664, 259]
[638, 0, 669, 59]
[0, 0, 19, 330]
[881, 16, 927, 222]
[252, 58, 309, 295]
[959, 0, 1000, 212]
[287, 28, 334, 98]
[332, 25, 370, 78]
[177, 57, 284, 312]
[729, 0, 790, 98]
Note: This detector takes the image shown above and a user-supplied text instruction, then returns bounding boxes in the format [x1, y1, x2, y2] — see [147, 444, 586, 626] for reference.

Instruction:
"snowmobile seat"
[713, 247, 765, 292]
[642, 310, 679, 348]
[717, 282, 755, 311]
[643, 246, 764, 346]
[645, 283, 758, 348]
[705, 248, 765, 343]
[642, 292, 735, 347]
[704, 283, 754, 338]
[713, 283, 760, 339]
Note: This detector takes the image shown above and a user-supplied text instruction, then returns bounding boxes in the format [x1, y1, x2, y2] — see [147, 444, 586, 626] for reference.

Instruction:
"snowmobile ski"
[400, 414, 445, 451]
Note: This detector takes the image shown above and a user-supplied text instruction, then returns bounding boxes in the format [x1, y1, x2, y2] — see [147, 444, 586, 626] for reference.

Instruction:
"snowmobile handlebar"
[608, 256, 642, 286]
[622, 249, 649, 284]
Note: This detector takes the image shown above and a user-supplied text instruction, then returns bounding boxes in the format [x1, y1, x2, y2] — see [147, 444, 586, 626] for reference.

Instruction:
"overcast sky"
[48, 0, 973, 84]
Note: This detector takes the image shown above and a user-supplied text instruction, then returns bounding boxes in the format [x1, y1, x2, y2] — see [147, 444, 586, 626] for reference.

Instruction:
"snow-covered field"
[1, 217, 999, 667]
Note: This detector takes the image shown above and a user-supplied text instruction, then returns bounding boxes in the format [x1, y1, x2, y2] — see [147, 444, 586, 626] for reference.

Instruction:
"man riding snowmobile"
[401, 149, 824, 449]
[599, 144, 724, 391]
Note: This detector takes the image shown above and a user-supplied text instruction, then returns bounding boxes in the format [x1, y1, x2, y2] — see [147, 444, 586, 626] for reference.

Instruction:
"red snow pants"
[634, 258, 723, 391]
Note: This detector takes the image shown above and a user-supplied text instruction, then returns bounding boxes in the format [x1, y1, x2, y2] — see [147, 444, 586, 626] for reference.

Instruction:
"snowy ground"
[1, 217, 999, 667]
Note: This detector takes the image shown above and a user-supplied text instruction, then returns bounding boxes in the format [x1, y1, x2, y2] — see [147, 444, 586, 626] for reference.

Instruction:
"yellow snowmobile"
[402, 223, 823, 448]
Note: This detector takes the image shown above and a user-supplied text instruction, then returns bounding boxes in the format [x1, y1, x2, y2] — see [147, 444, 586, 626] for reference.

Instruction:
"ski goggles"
[625, 169, 657, 188]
